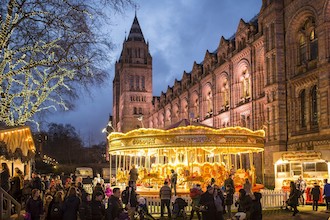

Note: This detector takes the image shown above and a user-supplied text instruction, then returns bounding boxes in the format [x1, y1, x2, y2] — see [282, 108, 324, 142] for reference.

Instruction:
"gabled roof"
[127, 15, 145, 42]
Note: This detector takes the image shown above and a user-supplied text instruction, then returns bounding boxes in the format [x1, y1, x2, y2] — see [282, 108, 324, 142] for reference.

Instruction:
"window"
[136, 76, 140, 90]
[300, 90, 306, 128]
[141, 76, 145, 89]
[299, 35, 307, 64]
[303, 163, 315, 172]
[265, 27, 269, 51]
[139, 107, 142, 114]
[309, 29, 318, 60]
[270, 23, 275, 49]
[311, 85, 318, 126]
[133, 107, 137, 115]
[130, 76, 134, 90]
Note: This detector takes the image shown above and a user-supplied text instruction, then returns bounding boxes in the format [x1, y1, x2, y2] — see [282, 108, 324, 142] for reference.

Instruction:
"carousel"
[107, 122, 265, 195]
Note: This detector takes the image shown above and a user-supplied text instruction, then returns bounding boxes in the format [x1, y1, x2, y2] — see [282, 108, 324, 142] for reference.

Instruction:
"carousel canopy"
[108, 125, 265, 156]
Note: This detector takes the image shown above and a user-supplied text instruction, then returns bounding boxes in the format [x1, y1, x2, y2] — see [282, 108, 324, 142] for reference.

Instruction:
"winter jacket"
[62, 195, 80, 220]
[26, 197, 43, 220]
[311, 185, 321, 201]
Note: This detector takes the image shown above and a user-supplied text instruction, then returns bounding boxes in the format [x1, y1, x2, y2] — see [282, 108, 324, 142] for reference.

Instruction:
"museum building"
[112, 0, 330, 186]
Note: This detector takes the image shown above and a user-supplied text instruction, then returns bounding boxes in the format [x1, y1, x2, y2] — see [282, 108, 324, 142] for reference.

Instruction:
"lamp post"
[102, 120, 116, 186]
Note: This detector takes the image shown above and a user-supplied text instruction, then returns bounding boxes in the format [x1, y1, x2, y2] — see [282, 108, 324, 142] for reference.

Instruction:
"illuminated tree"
[0, 0, 134, 127]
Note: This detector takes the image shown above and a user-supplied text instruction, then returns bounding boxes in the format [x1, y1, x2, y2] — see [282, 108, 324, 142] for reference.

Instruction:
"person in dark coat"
[31, 172, 42, 191]
[25, 189, 43, 220]
[106, 188, 124, 220]
[224, 184, 234, 220]
[62, 187, 81, 220]
[79, 194, 92, 220]
[129, 164, 138, 184]
[288, 181, 299, 216]
[0, 162, 10, 192]
[46, 190, 64, 220]
[199, 185, 217, 220]
[250, 192, 262, 220]
[214, 186, 225, 220]
[235, 189, 252, 219]
[224, 174, 235, 191]
[310, 182, 321, 211]
[122, 184, 138, 220]
[9, 167, 22, 202]
[91, 191, 105, 220]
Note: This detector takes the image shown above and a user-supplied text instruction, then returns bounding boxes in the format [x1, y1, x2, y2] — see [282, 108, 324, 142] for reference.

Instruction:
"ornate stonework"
[113, 0, 330, 185]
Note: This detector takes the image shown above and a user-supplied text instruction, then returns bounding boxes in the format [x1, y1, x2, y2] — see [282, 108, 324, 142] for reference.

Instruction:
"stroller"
[172, 197, 188, 219]
[135, 197, 156, 220]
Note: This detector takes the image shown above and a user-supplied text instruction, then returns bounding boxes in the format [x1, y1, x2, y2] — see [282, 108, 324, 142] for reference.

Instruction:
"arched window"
[309, 29, 318, 60]
[311, 85, 318, 126]
[300, 90, 306, 128]
[133, 107, 137, 115]
[139, 107, 142, 115]
[299, 35, 307, 64]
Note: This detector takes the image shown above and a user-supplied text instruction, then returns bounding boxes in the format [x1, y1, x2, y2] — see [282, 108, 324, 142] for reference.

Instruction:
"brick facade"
[113, 0, 330, 186]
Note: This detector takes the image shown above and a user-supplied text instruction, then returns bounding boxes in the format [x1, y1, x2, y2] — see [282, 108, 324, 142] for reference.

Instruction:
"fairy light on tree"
[0, 0, 134, 128]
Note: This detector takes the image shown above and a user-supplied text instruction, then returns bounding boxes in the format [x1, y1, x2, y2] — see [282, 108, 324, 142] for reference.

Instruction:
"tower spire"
[127, 14, 145, 42]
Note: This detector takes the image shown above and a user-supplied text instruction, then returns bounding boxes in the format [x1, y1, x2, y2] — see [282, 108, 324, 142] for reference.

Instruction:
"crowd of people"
[1, 162, 330, 220]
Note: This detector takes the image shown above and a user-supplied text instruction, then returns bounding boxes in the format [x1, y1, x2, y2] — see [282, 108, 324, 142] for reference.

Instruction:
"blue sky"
[48, 0, 262, 145]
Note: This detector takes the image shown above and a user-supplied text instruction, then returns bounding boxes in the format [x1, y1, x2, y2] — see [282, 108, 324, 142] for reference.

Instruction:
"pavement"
[260, 206, 330, 220]
[155, 206, 330, 220]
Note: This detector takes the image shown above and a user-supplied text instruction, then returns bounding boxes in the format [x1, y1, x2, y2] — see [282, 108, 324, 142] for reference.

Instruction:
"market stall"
[274, 150, 330, 204]
[108, 125, 265, 193]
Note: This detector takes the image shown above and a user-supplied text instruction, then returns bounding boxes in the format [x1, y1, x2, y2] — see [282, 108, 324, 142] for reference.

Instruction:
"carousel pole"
[118, 153, 122, 171]
[129, 155, 132, 170]
[115, 155, 118, 185]
[262, 151, 265, 184]
[123, 152, 126, 170]
[109, 153, 112, 184]
[239, 153, 243, 169]
[235, 154, 238, 170]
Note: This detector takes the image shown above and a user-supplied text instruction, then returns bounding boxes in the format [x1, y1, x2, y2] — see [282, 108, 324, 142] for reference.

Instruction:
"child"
[310, 182, 321, 211]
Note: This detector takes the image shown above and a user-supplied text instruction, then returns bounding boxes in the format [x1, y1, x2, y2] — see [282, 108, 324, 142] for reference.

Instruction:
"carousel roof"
[108, 125, 265, 155]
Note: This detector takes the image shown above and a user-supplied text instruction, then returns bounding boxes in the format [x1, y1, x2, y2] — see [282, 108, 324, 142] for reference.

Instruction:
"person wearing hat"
[199, 185, 217, 219]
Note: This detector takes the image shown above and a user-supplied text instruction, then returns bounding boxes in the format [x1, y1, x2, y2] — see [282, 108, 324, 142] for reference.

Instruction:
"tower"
[112, 15, 153, 132]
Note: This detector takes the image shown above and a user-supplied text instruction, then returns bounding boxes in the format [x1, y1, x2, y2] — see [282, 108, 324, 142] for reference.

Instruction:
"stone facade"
[113, 0, 330, 185]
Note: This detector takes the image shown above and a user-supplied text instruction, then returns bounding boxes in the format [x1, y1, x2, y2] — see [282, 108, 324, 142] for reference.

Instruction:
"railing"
[259, 189, 288, 209]
[142, 189, 289, 214]
[0, 187, 21, 220]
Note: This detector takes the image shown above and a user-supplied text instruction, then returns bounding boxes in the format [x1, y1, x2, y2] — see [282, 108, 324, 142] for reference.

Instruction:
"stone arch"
[237, 59, 251, 99]
[190, 91, 199, 119]
[218, 72, 230, 109]
[202, 82, 213, 117]
[286, 6, 318, 74]
[180, 97, 189, 119]
[323, 0, 330, 21]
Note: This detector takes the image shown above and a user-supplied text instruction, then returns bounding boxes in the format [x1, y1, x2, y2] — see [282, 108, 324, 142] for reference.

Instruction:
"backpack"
[50, 202, 63, 219]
